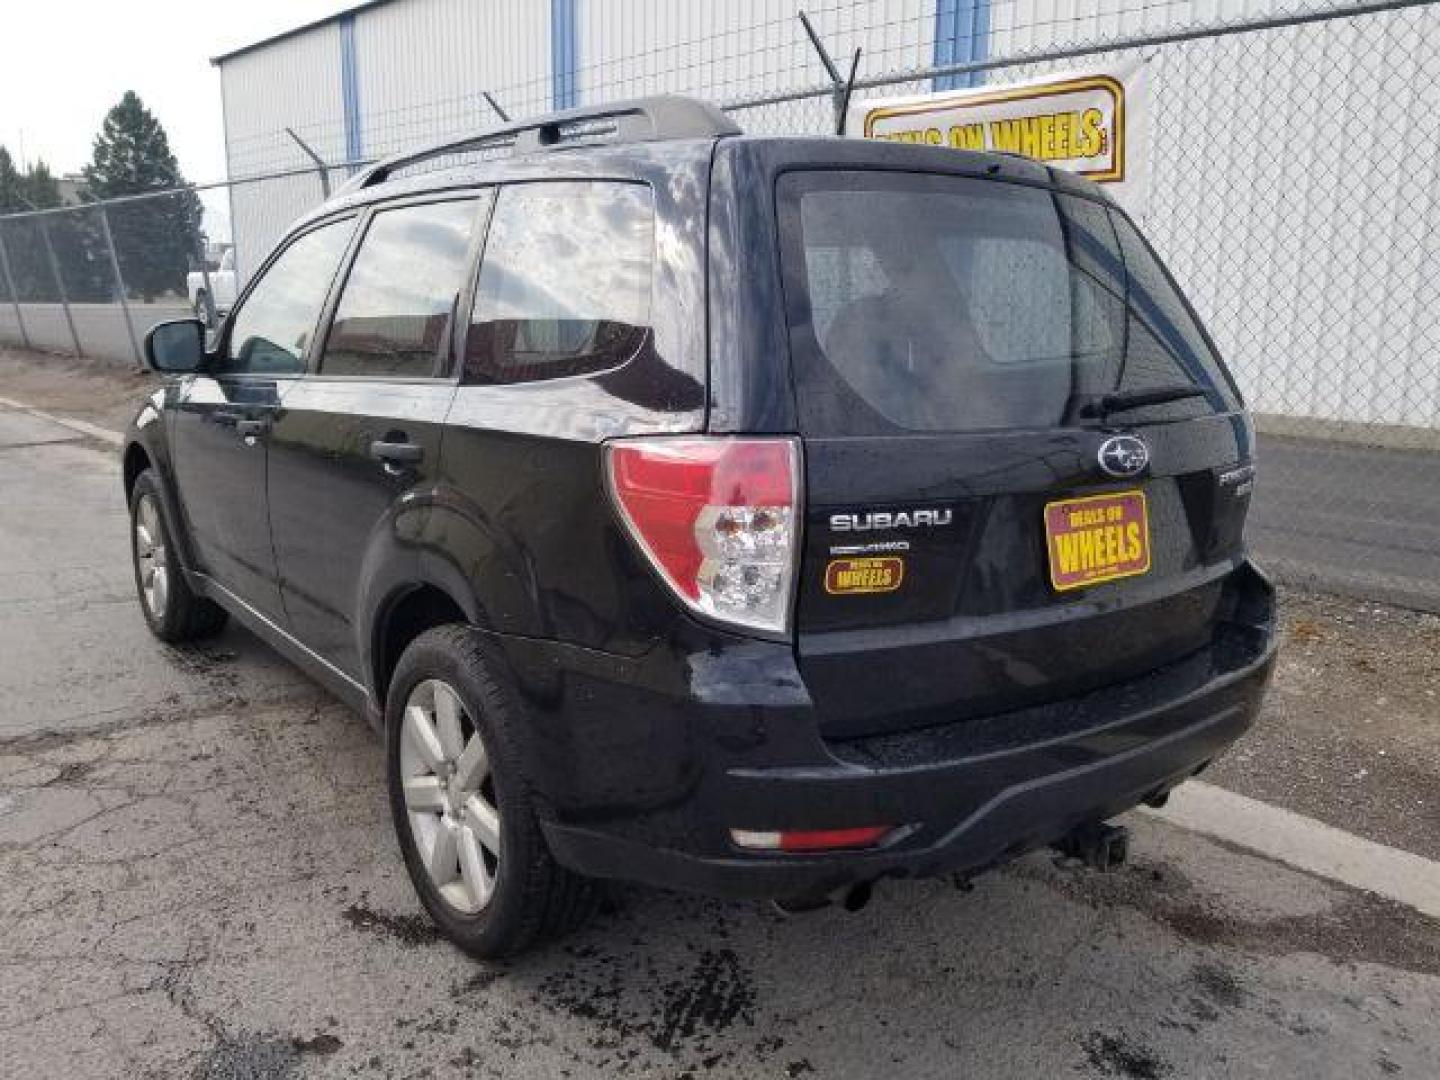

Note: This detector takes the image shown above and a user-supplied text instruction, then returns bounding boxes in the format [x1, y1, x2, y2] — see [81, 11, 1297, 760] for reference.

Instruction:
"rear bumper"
[542, 624, 1275, 899]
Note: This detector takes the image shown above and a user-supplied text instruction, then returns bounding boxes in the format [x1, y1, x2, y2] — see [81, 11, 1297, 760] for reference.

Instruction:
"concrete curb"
[0, 395, 125, 448]
[1144, 781, 1440, 920]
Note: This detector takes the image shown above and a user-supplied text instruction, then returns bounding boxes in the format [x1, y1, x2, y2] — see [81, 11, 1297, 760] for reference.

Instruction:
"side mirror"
[144, 319, 206, 374]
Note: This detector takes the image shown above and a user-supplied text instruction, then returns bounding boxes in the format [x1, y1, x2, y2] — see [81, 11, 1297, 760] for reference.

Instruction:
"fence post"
[483, 91, 511, 122]
[38, 219, 83, 358]
[286, 127, 332, 199]
[798, 11, 847, 132]
[835, 47, 862, 136]
[0, 222, 31, 351]
[96, 206, 142, 367]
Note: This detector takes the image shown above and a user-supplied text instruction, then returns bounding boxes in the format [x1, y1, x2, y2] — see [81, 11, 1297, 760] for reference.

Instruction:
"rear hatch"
[774, 168, 1255, 739]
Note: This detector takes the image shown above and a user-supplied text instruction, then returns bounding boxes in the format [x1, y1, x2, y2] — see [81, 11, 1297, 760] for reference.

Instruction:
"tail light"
[605, 436, 801, 635]
[730, 826, 895, 852]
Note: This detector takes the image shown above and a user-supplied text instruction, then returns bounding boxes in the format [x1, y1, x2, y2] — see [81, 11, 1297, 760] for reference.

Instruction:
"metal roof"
[210, 0, 398, 65]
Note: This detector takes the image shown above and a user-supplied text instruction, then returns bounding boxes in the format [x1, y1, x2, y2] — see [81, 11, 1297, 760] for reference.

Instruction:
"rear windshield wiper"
[1083, 384, 1210, 419]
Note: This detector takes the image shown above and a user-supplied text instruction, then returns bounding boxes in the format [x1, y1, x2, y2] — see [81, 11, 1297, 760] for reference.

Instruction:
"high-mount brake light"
[605, 437, 801, 635]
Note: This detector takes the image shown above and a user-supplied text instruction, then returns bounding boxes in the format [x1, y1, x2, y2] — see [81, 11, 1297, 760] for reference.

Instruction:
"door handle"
[235, 418, 270, 439]
[369, 440, 424, 466]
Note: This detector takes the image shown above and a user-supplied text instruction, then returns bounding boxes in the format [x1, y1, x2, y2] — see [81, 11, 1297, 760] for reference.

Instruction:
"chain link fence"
[0, 0, 1436, 609]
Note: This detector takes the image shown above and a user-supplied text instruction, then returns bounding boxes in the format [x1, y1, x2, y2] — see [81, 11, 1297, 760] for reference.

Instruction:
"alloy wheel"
[134, 494, 169, 619]
[400, 678, 501, 914]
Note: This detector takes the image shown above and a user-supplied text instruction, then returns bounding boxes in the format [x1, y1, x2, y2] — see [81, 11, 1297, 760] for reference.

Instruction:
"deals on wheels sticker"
[848, 61, 1151, 214]
[1044, 491, 1151, 592]
[825, 556, 905, 595]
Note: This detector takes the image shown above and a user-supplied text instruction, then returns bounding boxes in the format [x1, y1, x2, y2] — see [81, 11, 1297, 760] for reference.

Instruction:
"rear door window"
[464, 181, 654, 384]
[776, 171, 1239, 435]
[320, 197, 484, 379]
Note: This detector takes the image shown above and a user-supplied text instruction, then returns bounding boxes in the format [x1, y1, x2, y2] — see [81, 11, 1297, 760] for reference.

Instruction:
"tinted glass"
[1108, 212, 1241, 419]
[222, 219, 353, 375]
[778, 172, 1239, 434]
[322, 198, 482, 378]
[465, 181, 653, 384]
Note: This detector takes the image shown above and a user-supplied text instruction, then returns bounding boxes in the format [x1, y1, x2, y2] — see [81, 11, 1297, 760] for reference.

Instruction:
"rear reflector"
[730, 826, 894, 852]
[605, 436, 801, 635]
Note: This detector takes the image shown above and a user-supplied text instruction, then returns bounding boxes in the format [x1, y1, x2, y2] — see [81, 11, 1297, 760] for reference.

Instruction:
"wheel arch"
[123, 432, 205, 576]
[122, 441, 152, 503]
[368, 579, 476, 711]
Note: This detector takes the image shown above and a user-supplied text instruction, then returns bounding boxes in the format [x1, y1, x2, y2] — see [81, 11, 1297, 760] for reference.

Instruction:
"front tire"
[385, 625, 597, 958]
[129, 469, 227, 642]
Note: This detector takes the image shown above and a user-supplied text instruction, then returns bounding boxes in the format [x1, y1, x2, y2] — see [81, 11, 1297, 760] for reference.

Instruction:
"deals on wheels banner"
[848, 61, 1151, 214]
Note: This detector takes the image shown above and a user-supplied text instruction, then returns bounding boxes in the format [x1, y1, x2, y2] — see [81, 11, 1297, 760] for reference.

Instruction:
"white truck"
[186, 247, 237, 322]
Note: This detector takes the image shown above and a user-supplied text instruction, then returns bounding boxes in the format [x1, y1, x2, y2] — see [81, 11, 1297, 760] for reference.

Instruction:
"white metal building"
[215, 0, 941, 277]
[211, 0, 1331, 276]
[214, 0, 1440, 429]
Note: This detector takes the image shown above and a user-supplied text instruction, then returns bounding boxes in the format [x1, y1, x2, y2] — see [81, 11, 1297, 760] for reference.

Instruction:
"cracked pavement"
[1, 402, 1438, 1079]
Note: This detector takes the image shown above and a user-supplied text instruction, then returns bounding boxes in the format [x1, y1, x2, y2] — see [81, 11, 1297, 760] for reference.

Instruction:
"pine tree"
[34, 159, 113, 302]
[83, 91, 201, 301]
[0, 152, 62, 211]
[22, 161, 61, 209]
[0, 148, 25, 213]
[0, 149, 84, 300]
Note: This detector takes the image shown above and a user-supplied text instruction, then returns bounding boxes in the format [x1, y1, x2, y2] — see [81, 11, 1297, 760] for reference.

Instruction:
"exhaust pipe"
[772, 879, 876, 915]
[1052, 821, 1130, 872]
[841, 879, 873, 912]
[772, 891, 831, 915]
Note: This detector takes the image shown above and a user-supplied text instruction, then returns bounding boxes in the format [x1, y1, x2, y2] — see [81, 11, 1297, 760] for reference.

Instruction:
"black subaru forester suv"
[126, 97, 1276, 957]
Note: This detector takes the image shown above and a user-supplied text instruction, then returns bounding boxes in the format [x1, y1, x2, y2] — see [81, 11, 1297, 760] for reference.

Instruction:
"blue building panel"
[552, 0, 579, 109]
[340, 14, 363, 162]
[933, 0, 990, 91]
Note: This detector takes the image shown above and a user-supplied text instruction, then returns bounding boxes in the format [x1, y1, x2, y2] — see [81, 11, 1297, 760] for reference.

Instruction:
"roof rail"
[340, 95, 741, 193]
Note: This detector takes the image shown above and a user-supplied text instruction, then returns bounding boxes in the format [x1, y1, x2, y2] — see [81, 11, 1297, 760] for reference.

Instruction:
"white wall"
[989, 0, 1294, 56]
[214, 0, 1440, 428]
[987, 1, 1440, 428]
[221, 26, 346, 278]
[576, 0, 933, 105]
[353, 0, 552, 158]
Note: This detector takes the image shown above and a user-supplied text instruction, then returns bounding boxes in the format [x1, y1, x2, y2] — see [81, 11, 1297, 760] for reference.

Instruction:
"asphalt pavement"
[1, 403, 1439, 1079]
[1251, 433, 1440, 611]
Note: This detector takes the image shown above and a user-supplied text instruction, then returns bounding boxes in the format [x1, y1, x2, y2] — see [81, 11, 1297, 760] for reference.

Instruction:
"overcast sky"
[2, 0, 351, 183]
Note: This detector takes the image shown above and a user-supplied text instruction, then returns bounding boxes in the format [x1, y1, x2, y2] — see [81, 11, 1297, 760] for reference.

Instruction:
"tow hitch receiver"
[1052, 821, 1130, 871]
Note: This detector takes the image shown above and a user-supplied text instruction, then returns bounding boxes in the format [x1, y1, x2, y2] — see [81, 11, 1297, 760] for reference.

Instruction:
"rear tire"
[129, 469, 227, 642]
[385, 624, 598, 958]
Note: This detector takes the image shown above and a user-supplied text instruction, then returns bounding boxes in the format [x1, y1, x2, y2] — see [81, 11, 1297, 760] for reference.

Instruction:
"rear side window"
[777, 171, 1239, 435]
[221, 218, 354, 376]
[321, 198, 483, 378]
[465, 181, 654, 384]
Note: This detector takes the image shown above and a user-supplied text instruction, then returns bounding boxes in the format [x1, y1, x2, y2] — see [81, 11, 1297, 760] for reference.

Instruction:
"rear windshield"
[776, 171, 1240, 435]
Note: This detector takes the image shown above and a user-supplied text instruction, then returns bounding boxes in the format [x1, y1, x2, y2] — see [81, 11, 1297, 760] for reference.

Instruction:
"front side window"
[465, 181, 654, 384]
[221, 218, 354, 376]
[321, 197, 484, 378]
